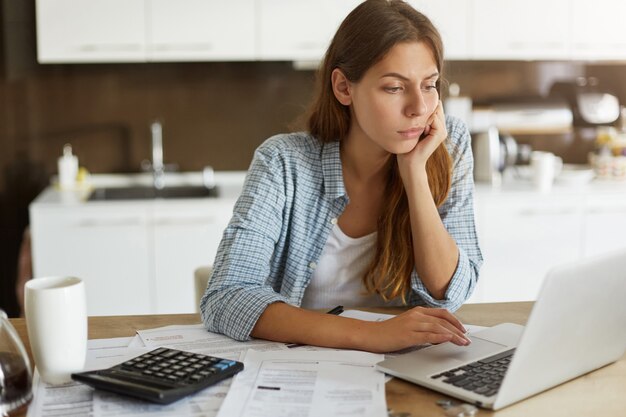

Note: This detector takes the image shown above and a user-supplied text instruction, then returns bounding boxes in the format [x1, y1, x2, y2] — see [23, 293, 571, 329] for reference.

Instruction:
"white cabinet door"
[571, 0, 626, 60]
[152, 200, 235, 314]
[147, 0, 255, 61]
[35, 0, 146, 63]
[470, 194, 583, 303]
[471, 0, 570, 60]
[583, 194, 626, 257]
[409, 0, 471, 59]
[30, 206, 152, 316]
[258, 0, 361, 61]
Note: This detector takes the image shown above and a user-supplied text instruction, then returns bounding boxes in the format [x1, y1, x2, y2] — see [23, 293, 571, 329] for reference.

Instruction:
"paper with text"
[27, 337, 149, 417]
[216, 349, 387, 417]
[27, 325, 288, 417]
[136, 324, 288, 355]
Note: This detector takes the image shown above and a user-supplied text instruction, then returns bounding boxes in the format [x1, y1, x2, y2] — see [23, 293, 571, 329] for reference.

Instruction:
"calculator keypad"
[120, 348, 238, 385]
[72, 347, 244, 404]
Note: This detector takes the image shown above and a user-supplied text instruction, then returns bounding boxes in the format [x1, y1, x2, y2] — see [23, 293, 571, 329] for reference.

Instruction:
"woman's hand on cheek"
[397, 100, 448, 184]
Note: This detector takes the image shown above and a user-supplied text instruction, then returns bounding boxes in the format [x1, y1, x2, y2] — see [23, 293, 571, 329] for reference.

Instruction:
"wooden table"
[9, 302, 626, 417]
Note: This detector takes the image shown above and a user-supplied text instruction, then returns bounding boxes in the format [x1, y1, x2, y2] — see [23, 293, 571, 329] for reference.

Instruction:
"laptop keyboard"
[430, 348, 516, 397]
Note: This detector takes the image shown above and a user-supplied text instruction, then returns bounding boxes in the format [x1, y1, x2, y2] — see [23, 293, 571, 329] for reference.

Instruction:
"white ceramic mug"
[24, 276, 87, 385]
[531, 151, 563, 193]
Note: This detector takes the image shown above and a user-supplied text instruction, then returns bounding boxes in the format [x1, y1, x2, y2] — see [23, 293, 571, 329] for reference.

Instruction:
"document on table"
[216, 349, 387, 417]
[27, 336, 149, 417]
[27, 325, 288, 417]
[136, 324, 288, 355]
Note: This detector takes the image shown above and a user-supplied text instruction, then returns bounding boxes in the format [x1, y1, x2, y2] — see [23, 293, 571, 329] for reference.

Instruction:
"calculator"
[71, 347, 244, 404]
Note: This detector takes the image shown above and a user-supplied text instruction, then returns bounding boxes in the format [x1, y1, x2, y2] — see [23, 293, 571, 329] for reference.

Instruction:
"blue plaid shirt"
[201, 116, 483, 341]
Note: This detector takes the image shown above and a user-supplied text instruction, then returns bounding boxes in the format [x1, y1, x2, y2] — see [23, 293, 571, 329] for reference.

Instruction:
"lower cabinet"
[583, 194, 626, 258]
[152, 201, 234, 314]
[469, 189, 626, 304]
[30, 200, 235, 316]
[470, 193, 583, 303]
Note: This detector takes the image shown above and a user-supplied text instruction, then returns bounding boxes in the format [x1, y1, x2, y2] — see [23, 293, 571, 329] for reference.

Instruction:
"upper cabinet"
[257, 0, 361, 61]
[570, 0, 626, 60]
[36, 0, 255, 63]
[471, 0, 570, 60]
[147, 0, 255, 61]
[36, 0, 147, 63]
[36, 0, 626, 63]
[409, 0, 471, 60]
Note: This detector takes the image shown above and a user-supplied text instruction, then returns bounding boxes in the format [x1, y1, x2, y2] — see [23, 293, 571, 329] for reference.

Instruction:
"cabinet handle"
[77, 44, 143, 52]
[294, 41, 323, 50]
[508, 41, 564, 50]
[76, 218, 143, 227]
[519, 208, 577, 216]
[151, 43, 213, 52]
[586, 207, 626, 214]
[153, 217, 217, 226]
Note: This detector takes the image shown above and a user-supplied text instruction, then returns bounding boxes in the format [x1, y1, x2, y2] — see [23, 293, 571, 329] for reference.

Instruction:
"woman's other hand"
[397, 100, 447, 184]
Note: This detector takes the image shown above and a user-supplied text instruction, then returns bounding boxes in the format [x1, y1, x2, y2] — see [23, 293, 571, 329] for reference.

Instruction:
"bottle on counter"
[58, 144, 79, 190]
[444, 83, 473, 130]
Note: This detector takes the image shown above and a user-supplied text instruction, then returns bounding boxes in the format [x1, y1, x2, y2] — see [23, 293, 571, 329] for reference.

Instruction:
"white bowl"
[556, 164, 595, 186]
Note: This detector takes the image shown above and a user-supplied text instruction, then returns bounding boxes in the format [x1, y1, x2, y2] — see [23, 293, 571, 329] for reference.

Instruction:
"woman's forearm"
[250, 302, 369, 348]
[251, 302, 471, 352]
[404, 168, 459, 300]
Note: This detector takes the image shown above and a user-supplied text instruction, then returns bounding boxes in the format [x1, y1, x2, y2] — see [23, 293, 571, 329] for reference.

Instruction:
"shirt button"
[309, 262, 317, 270]
[330, 218, 338, 225]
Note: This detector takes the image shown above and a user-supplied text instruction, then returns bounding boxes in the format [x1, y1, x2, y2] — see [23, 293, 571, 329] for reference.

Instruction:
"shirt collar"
[321, 141, 346, 200]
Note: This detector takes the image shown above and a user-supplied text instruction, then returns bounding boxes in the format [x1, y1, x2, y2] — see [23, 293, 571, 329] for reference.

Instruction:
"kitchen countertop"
[31, 167, 626, 208]
[475, 168, 626, 198]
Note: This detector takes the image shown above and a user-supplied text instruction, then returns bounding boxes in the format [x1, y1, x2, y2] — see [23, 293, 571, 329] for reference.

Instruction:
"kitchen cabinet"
[469, 182, 626, 304]
[29, 206, 153, 315]
[471, 0, 570, 60]
[570, 0, 626, 60]
[257, 0, 361, 61]
[35, 0, 147, 63]
[31, 200, 236, 316]
[29, 172, 245, 316]
[583, 193, 626, 257]
[36, 0, 626, 63]
[147, 0, 255, 61]
[36, 0, 255, 63]
[409, 0, 471, 59]
[152, 201, 233, 314]
[470, 192, 584, 303]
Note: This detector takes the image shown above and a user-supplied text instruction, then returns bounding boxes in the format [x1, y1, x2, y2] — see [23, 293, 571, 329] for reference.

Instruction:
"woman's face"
[346, 41, 440, 155]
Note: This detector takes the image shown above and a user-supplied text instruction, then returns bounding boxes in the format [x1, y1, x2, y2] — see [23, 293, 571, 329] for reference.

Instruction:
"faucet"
[150, 120, 165, 189]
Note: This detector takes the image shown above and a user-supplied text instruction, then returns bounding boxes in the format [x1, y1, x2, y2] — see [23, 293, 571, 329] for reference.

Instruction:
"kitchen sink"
[87, 185, 219, 201]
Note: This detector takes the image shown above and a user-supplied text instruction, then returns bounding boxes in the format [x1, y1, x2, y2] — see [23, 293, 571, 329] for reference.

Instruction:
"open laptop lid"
[494, 248, 626, 409]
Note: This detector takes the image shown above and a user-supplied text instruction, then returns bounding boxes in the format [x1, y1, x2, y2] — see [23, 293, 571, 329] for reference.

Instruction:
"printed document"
[27, 326, 288, 417]
[217, 349, 387, 417]
[27, 336, 148, 417]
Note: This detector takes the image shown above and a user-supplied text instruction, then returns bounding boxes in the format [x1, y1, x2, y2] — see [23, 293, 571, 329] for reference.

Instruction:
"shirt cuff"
[411, 248, 476, 311]
[202, 287, 290, 341]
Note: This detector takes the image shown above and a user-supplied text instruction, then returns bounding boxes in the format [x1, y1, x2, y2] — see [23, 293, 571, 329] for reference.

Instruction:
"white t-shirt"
[300, 224, 402, 310]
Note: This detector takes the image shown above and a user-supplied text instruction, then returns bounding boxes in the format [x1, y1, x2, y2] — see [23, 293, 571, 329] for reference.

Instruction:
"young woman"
[201, 0, 482, 353]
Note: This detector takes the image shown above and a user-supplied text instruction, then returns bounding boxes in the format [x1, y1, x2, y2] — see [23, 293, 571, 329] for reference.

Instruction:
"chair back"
[194, 266, 213, 313]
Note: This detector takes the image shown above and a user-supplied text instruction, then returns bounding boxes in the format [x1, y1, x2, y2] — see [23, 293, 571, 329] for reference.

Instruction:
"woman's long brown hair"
[307, 0, 452, 303]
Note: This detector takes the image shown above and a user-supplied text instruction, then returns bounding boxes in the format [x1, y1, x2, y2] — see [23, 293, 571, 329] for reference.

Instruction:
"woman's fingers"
[416, 306, 466, 332]
[414, 321, 470, 346]
[407, 307, 471, 344]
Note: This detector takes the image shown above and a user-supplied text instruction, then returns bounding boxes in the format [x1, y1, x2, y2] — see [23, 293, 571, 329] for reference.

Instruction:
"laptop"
[376, 249, 626, 410]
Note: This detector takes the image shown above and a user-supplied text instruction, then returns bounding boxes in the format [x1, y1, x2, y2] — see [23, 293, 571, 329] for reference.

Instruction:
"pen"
[325, 305, 344, 316]
[286, 305, 344, 348]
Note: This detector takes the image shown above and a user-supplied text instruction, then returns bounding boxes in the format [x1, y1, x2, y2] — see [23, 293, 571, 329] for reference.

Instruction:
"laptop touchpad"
[421, 337, 507, 364]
